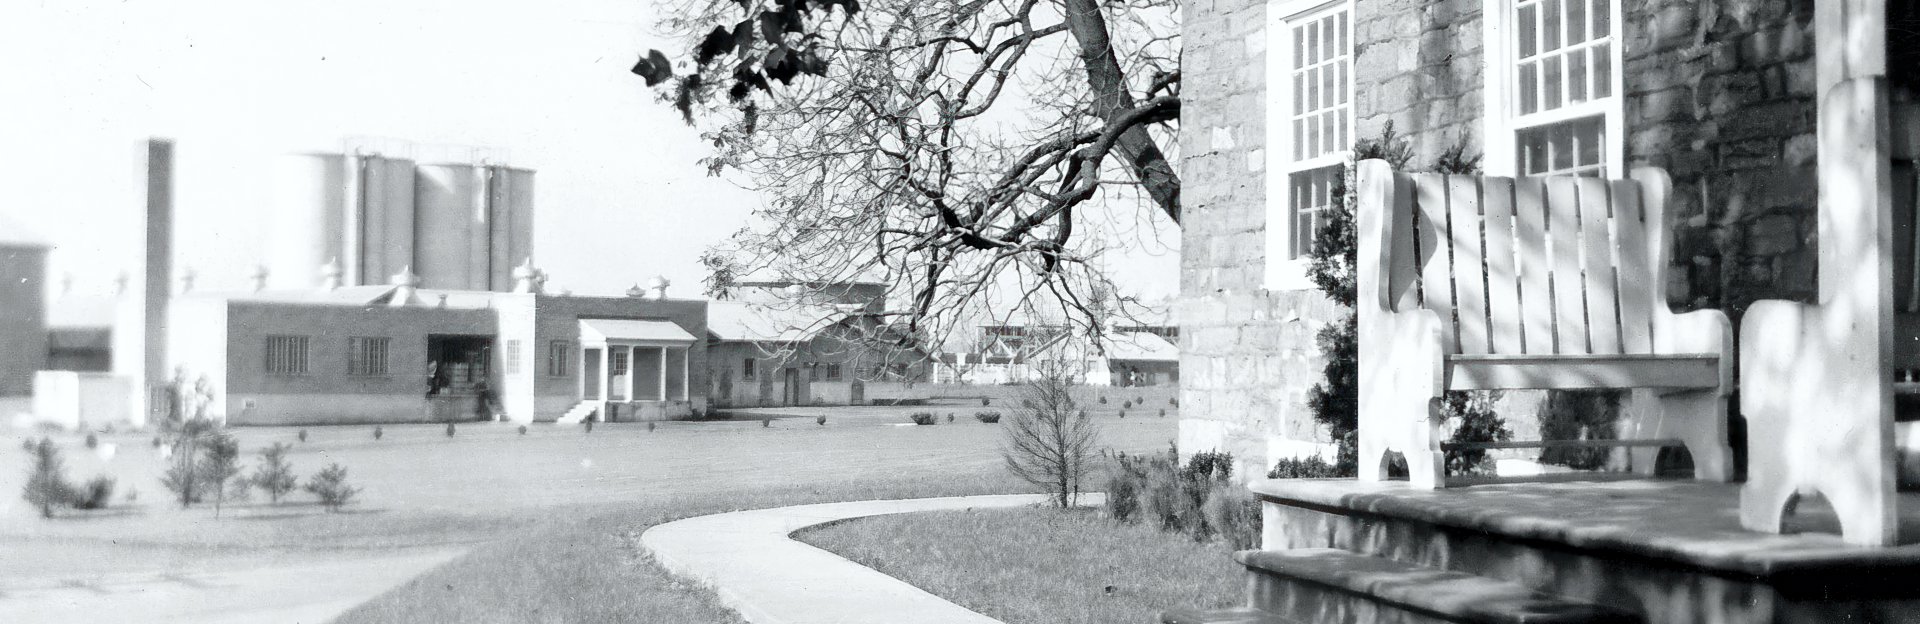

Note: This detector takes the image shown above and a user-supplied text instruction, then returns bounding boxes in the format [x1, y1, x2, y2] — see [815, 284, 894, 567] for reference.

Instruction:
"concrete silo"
[413, 163, 484, 290]
[269, 152, 418, 288]
[486, 166, 536, 292]
[354, 155, 417, 286]
[268, 154, 349, 289]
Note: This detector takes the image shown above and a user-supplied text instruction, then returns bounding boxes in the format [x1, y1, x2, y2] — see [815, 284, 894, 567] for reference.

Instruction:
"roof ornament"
[177, 267, 196, 295]
[248, 265, 269, 293]
[319, 257, 342, 291]
[388, 265, 420, 307]
[627, 283, 647, 298]
[648, 275, 671, 300]
[112, 271, 129, 296]
[512, 258, 541, 294]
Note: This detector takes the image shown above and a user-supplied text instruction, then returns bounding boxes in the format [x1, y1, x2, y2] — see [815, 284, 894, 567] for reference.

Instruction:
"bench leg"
[1358, 392, 1446, 489]
[1620, 388, 1733, 482]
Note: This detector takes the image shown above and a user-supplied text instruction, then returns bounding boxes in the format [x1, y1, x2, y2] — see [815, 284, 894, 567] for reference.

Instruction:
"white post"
[598, 347, 610, 403]
[659, 347, 669, 401]
[680, 347, 689, 401]
[626, 345, 638, 401]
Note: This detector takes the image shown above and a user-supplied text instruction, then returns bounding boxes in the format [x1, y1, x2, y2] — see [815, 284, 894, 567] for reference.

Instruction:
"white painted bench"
[1353, 159, 1734, 489]
[1740, 76, 1907, 546]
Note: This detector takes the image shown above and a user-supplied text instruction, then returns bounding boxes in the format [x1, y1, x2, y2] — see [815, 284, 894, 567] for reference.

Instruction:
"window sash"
[1270, 0, 1356, 271]
[503, 340, 522, 375]
[546, 341, 571, 377]
[1487, 0, 1622, 177]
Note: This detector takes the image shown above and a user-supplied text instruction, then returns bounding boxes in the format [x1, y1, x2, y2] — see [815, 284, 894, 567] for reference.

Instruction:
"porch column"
[626, 345, 638, 401]
[680, 347, 689, 401]
[659, 347, 669, 401]
[598, 347, 610, 401]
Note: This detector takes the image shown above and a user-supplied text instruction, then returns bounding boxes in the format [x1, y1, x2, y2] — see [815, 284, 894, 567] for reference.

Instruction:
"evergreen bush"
[306, 463, 360, 512]
[909, 412, 937, 425]
[250, 442, 298, 504]
[22, 438, 74, 518]
[973, 411, 1001, 423]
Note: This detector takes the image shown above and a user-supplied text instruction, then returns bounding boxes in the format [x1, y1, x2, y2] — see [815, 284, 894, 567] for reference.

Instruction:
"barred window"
[266, 335, 310, 375]
[347, 337, 390, 376]
[504, 340, 522, 374]
[546, 341, 570, 377]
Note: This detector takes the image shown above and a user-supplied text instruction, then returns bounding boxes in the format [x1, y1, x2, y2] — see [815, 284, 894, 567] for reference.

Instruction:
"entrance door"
[583, 348, 603, 399]
[782, 368, 802, 406]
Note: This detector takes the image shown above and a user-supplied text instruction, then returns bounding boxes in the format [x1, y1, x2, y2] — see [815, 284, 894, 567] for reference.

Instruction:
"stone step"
[1160, 607, 1298, 624]
[1239, 548, 1642, 624]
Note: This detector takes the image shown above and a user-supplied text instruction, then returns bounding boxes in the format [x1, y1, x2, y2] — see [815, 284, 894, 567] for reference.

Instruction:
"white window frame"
[1264, 0, 1357, 291]
[1482, 0, 1626, 177]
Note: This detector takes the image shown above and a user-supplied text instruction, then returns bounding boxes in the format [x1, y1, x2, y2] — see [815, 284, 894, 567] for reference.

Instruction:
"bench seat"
[1447, 353, 1720, 391]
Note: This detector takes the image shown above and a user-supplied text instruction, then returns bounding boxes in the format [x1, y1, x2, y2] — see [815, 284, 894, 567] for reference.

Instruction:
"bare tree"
[1002, 361, 1099, 507]
[640, 0, 1181, 352]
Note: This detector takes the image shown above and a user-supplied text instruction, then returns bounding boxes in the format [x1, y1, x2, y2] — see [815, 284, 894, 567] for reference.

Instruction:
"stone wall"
[1621, 0, 1818, 313]
[1353, 0, 1486, 166]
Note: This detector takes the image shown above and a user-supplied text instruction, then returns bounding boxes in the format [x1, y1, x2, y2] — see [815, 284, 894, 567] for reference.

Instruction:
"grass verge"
[794, 506, 1244, 624]
[332, 472, 1030, 624]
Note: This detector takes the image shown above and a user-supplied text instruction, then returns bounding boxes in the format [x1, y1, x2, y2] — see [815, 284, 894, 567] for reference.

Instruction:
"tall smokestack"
[113, 138, 172, 428]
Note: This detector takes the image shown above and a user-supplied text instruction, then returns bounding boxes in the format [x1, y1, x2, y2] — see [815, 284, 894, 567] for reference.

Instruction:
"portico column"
[680, 348, 689, 401]
[598, 347, 610, 402]
[626, 345, 638, 401]
[659, 347, 669, 401]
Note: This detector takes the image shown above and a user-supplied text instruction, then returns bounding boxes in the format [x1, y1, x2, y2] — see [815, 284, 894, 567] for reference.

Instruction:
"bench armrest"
[1653, 308, 1732, 394]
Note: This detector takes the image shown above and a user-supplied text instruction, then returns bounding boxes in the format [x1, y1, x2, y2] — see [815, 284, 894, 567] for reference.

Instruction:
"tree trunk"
[1061, 0, 1182, 224]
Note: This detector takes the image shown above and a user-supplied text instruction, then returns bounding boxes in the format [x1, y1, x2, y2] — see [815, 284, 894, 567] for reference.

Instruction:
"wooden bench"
[1740, 77, 1909, 546]
[1354, 159, 1734, 489]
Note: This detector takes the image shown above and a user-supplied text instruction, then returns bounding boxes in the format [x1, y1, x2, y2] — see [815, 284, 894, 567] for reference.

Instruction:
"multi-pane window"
[742, 358, 757, 380]
[265, 335, 310, 375]
[1499, 0, 1620, 176]
[546, 340, 570, 377]
[826, 363, 842, 381]
[1267, 0, 1354, 290]
[610, 351, 630, 377]
[347, 337, 390, 376]
[1283, 2, 1351, 259]
[503, 340, 522, 375]
[810, 364, 822, 382]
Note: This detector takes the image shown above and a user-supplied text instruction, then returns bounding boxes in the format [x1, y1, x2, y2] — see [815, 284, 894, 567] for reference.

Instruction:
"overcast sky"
[0, 0, 1178, 302]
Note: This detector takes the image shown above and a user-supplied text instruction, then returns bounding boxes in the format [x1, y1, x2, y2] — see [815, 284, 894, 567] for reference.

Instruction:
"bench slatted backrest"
[1389, 172, 1661, 356]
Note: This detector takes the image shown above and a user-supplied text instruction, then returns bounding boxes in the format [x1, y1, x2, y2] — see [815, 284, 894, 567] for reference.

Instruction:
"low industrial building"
[706, 281, 932, 408]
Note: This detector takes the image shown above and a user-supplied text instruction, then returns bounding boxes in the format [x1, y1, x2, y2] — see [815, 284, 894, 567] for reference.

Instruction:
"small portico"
[577, 319, 694, 420]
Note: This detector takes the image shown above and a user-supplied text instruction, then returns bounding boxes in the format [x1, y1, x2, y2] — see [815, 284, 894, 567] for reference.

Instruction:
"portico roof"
[578, 319, 697, 345]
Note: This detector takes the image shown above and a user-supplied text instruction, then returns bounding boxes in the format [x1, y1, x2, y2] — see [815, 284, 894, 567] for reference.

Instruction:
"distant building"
[934, 323, 1180, 387]
[166, 271, 705, 426]
[0, 214, 49, 403]
[706, 281, 932, 408]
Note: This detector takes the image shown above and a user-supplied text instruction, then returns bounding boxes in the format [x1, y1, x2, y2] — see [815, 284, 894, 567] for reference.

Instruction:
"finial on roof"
[627, 283, 646, 298]
[648, 275, 670, 300]
[177, 267, 196, 295]
[248, 265, 269, 293]
[388, 265, 420, 307]
[112, 271, 129, 296]
[319, 257, 342, 291]
[512, 258, 540, 294]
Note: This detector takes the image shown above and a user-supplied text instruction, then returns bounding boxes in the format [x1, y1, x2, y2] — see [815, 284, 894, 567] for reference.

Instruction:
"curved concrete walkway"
[642, 493, 1101, 624]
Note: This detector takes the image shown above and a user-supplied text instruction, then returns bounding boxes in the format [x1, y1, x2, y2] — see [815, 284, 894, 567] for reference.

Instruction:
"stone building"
[1179, 0, 1910, 477]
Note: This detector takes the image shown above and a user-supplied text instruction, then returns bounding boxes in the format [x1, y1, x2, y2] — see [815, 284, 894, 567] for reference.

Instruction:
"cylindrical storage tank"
[357, 155, 416, 286]
[486, 167, 536, 291]
[269, 154, 349, 289]
[413, 164, 483, 290]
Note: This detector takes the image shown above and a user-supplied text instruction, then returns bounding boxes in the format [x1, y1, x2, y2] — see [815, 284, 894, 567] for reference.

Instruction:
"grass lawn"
[794, 506, 1246, 624]
[3, 399, 1182, 622]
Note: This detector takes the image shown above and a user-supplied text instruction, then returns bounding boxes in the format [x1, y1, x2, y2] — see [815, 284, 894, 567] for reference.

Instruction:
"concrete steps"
[554, 401, 597, 425]
[1236, 549, 1639, 624]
